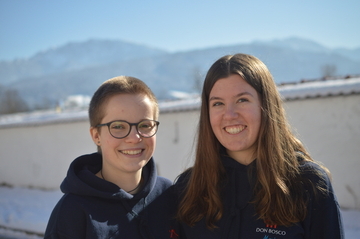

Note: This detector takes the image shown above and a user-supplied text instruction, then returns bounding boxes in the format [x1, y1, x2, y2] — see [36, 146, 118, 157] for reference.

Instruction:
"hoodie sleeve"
[301, 162, 344, 239]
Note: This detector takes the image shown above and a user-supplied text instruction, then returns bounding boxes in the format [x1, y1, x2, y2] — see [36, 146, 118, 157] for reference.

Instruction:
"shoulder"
[299, 160, 331, 186]
[155, 176, 173, 189]
[298, 160, 337, 205]
[49, 193, 88, 218]
[176, 168, 192, 183]
[144, 176, 172, 201]
[172, 168, 192, 195]
[44, 193, 87, 237]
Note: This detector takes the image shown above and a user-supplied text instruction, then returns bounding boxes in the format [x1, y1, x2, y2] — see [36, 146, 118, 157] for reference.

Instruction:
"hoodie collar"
[60, 152, 157, 201]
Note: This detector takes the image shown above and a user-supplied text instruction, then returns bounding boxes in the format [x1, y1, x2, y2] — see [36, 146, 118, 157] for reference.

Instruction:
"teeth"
[225, 125, 246, 134]
[121, 150, 142, 155]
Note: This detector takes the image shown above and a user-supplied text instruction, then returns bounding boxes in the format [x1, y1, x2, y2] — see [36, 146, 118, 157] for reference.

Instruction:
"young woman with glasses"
[45, 76, 173, 238]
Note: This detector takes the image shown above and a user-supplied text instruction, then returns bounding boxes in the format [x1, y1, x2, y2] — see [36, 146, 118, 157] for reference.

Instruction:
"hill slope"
[1, 37, 359, 107]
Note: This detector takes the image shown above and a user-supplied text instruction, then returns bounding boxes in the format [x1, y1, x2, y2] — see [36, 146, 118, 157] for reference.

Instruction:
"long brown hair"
[177, 54, 322, 228]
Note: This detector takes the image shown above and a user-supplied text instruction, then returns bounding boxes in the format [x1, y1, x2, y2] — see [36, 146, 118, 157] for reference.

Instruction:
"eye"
[139, 123, 150, 129]
[212, 101, 224, 107]
[139, 121, 155, 129]
[111, 122, 127, 130]
[237, 98, 249, 103]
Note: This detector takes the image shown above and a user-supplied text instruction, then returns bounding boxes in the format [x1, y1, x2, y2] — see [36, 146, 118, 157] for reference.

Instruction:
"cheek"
[100, 134, 119, 149]
[209, 110, 219, 129]
[251, 109, 262, 132]
[209, 118, 217, 136]
[146, 137, 156, 152]
[150, 137, 156, 148]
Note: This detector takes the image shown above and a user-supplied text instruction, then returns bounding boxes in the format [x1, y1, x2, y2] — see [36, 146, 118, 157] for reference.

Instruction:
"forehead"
[102, 93, 154, 121]
[210, 74, 256, 97]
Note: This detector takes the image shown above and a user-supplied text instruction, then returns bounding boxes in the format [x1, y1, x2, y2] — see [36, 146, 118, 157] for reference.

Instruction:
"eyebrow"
[209, 92, 254, 101]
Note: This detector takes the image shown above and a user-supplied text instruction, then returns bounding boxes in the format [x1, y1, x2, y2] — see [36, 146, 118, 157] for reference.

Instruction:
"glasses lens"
[109, 121, 130, 138]
[138, 120, 158, 137]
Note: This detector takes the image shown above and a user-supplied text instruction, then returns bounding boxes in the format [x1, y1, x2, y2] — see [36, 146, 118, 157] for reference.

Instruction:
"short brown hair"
[89, 76, 159, 127]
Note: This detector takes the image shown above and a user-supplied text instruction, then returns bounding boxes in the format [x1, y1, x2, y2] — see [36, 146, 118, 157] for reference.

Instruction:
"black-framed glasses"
[96, 120, 160, 139]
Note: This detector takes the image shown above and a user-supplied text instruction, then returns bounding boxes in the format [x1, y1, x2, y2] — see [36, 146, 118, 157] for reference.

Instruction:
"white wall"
[284, 94, 360, 209]
[0, 121, 95, 189]
[0, 112, 200, 189]
[154, 110, 199, 180]
[0, 94, 359, 209]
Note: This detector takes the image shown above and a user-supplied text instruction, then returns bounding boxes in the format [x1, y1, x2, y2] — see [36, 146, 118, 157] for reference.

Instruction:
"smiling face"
[209, 74, 262, 165]
[90, 93, 156, 176]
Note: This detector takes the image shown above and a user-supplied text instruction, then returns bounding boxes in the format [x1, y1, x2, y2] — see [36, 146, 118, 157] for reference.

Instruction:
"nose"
[125, 125, 142, 142]
[223, 105, 238, 119]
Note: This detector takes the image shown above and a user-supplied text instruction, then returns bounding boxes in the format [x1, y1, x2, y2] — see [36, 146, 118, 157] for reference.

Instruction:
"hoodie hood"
[60, 152, 157, 201]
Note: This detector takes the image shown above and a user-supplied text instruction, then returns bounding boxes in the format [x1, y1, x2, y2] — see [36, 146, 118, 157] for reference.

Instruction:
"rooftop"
[1, 75, 359, 128]
[278, 75, 360, 100]
[159, 75, 360, 112]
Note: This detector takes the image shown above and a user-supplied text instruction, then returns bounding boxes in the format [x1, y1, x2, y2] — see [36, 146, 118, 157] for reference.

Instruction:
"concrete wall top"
[1, 76, 359, 128]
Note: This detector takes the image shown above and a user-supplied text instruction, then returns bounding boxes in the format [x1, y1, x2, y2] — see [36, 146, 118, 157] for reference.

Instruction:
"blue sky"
[0, 0, 359, 61]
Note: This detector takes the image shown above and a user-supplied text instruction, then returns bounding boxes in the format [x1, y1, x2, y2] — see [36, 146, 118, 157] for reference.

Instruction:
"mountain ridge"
[1, 37, 359, 108]
[0, 39, 168, 85]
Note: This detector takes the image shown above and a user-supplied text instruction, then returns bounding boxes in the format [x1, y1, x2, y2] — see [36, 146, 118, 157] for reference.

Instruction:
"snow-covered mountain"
[0, 39, 167, 85]
[0, 37, 359, 108]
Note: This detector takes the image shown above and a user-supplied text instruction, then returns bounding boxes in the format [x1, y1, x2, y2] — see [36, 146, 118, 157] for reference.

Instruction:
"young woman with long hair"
[173, 54, 343, 238]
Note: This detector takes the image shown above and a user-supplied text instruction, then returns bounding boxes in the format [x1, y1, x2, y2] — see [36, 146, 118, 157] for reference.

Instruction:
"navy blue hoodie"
[44, 153, 173, 239]
[173, 155, 344, 239]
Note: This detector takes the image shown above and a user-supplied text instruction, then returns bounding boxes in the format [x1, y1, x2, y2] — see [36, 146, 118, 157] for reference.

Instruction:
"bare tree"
[321, 64, 337, 78]
[192, 66, 203, 93]
[33, 97, 56, 111]
[0, 86, 29, 114]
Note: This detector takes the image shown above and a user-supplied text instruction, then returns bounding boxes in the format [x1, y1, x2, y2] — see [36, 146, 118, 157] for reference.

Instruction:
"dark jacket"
[44, 152, 173, 239]
[173, 155, 344, 239]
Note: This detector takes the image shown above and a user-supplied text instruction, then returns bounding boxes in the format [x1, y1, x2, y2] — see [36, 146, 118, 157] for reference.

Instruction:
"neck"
[227, 149, 256, 165]
[98, 168, 143, 194]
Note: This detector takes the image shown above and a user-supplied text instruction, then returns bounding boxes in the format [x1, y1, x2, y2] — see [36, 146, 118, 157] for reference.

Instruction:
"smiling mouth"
[224, 125, 246, 134]
[121, 149, 143, 155]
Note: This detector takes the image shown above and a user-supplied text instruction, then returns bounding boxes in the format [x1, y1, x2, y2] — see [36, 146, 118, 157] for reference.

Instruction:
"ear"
[90, 127, 101, 145]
